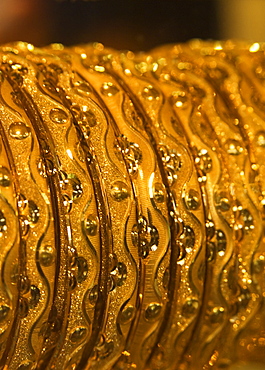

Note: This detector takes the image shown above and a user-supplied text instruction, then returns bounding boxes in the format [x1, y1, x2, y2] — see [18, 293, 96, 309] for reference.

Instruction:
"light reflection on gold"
[0, 40, 264, 369]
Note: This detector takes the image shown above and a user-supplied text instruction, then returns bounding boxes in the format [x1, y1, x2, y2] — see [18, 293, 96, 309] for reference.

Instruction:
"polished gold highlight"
[0, 40, 264, 369]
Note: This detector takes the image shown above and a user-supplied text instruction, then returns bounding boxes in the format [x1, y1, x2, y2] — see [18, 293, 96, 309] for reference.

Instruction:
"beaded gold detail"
[0, 40, 265, 369]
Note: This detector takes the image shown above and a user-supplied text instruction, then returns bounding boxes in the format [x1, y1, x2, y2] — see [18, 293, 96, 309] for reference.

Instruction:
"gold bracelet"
[0, 40, 264, 370]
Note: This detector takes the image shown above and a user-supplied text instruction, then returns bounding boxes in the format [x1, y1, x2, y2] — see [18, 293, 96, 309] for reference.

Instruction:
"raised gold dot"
[28, 200, 40, 224]
[9, 122, 30, 140]
[61, 173, 83, 203]
[216, 229, 227, 256]
[254, 131, 265, 147]
[197, 149, 212, 173]
[145, 303, 162, 321]
[76, 256, 88, 283]
[0, 166, 11, 187]
[0, 305, 10, 322]
[153, 182, 165, 203]
[68, 174, 83, 200]
[19, 274, 31, 294]
[39, 244, 55, 267]
[82, 107, 97, 127]
[0, 210, 7, 233]
[209, 306, 225, 323]
[131, 216, 159, 258]
[118, 305, 135, 325]
[85, 214, 98, 236]
[49, 108, 68, 124]
[68, 272, 77, 291]
[142, 85, 160, 101]
[184, 189, 201, 210]
[37, 158, 57, 177]
[68, 245, 78, 268]
[101, 82, 119, 97]
[171, 90, 188, 108]
[110, 181, 130, 202]
[73, 80, 91, 96]
[110, 262, 127, 288]
[182, 298, 199, 317]
[135, 61, 148, 73]
[114, 136, 142, 175]
[88, 285, 98, 306]
[183, 225, 195, 252]
[29, 285, 41, 307]
[225, 139, 243, 155]
[70, 327, 87, 343]
[214, 190, 231, 212]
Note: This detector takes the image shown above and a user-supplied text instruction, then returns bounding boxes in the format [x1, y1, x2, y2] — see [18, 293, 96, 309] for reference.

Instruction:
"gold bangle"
[0, 40, 264, 370]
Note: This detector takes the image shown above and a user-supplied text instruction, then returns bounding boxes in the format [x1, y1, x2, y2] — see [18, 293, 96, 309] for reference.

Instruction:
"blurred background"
[0, 0, 265, 50]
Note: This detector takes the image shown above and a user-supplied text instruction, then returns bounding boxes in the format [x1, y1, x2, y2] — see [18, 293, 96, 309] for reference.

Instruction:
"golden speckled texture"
[0, 40, 265, 369]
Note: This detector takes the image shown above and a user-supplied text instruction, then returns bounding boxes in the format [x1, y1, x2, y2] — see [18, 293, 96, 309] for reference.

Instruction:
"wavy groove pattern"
[0, 40, 264, 369]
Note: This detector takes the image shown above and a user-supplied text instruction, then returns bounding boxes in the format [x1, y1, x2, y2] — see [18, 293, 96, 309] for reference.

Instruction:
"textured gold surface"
[0, 40, 265, 369]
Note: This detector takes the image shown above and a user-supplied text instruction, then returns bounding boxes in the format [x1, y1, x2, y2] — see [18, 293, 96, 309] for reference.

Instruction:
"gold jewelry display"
[0, 40, 265, 370]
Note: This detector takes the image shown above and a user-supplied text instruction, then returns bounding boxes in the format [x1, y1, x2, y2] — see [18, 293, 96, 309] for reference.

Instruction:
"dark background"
[51, 0, 219, 50]
[0, 0, 264, 50]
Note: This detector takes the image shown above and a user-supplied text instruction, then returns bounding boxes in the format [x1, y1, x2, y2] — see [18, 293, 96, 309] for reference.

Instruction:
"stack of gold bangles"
[0, 40, 265, 369]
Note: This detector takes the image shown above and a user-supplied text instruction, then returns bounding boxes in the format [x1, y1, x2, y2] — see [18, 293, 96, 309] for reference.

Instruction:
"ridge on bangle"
[0, 40, 264, 370]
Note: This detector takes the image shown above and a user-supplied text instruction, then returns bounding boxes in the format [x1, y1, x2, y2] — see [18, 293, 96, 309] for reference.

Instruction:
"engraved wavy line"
[130, 59, 205, 325]
[185, 113, 235, 362]
[59, 72, 119, 369]
[67, 52, 143, 354]
[171, 54, 260, 364]
[43, 56, 120, 369]
[0, 108, 24, 368]
[101, 58, 198, 369]
[136, 74, 204, 368]
[0, 193, 18, 354]
[152, 59, 230, 366]
[21, 114, 53, 357]
[204, 53, 264, 346]
[76, 51, 170, 367]
[10, 66, 54, 358]
[7, 57, 72, 368]
[22, 64, 94, 368]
